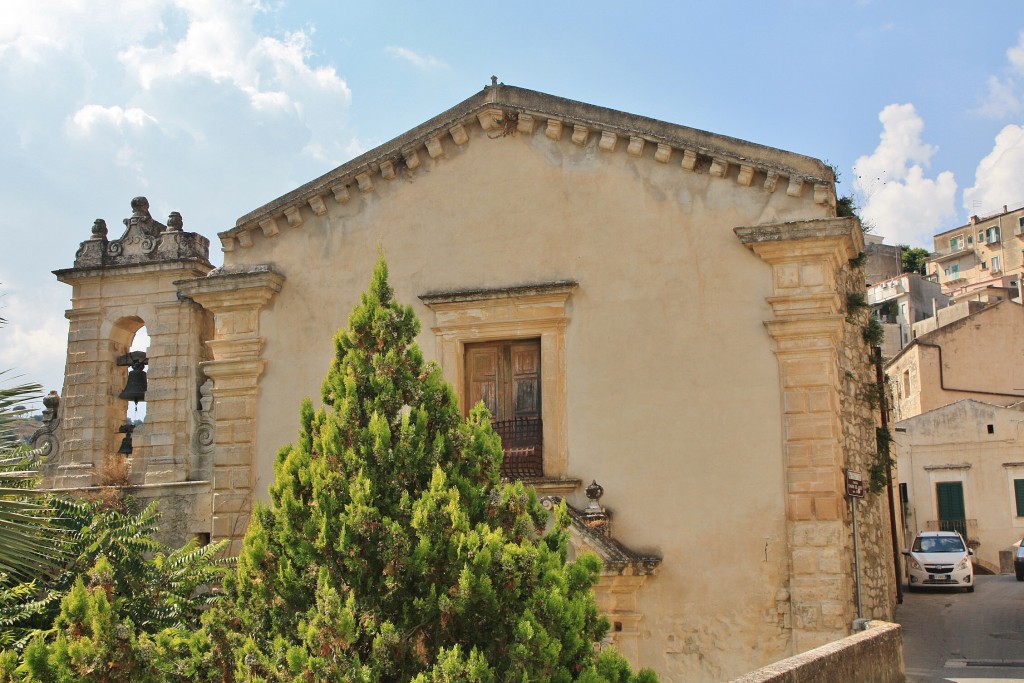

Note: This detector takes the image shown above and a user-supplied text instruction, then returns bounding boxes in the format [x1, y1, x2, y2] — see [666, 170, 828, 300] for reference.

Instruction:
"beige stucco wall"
[888, 301, 1024, 422]
[895, 400, 1024, 571]
[220, 118, 833, 680]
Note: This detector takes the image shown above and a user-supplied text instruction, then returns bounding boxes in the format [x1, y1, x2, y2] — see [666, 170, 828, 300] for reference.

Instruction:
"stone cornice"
[54, 258, 213, 284]
[176, 266, 285, 309]
[764, 315, 846, 347]
[419, 280, 578, 306]
[735, 217, 863, 255]
[219, 83, 838, 253]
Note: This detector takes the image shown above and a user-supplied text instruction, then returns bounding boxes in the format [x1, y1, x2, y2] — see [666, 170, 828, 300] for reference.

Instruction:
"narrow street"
[897, 575, 1024, 682]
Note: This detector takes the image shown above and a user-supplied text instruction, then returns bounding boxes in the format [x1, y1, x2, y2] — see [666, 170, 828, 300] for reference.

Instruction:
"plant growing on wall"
[209, 258, 656, 682]
[869, 427, 894, 494]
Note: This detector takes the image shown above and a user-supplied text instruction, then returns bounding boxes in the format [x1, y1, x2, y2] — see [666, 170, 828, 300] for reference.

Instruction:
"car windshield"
[913, 536, 965, 553]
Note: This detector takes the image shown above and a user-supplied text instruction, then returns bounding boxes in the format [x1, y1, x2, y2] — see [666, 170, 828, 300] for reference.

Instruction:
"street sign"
[846, 469, 865, 498]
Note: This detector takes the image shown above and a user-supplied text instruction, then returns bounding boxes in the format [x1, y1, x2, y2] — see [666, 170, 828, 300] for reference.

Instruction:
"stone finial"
[583, 479, 609, 533]
[491, 75, 498, 87]
[41, 390, 59, 423]
[166, 211, 184, 232]
[91, 219, 108, 238]
[130, 196, 152, 219]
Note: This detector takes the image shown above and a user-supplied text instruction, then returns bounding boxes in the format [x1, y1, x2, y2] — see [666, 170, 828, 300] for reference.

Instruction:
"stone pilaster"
[177, 268, 284, 554]
[53, 309, 108, 487]
[736, 217, 865, 653]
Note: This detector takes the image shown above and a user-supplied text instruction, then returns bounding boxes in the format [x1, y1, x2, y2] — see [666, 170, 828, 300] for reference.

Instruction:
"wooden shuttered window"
[464, 339, 542, 478]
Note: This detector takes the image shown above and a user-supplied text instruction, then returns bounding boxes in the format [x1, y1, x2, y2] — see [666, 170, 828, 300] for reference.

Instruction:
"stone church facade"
[41, 83, 896, 681]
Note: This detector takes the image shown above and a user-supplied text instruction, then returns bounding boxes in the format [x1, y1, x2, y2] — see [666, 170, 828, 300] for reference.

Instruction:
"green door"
[936, 482, 967, 538]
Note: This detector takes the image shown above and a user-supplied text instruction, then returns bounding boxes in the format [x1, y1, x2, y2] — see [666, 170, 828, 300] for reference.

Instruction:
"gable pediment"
[219, 83, 837, 254]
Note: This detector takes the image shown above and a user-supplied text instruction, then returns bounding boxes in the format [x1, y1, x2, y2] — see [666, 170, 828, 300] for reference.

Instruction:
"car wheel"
[1016, 571, 1024, 581]
[906, 585, 916, 593]
[966, 585, 975, 593]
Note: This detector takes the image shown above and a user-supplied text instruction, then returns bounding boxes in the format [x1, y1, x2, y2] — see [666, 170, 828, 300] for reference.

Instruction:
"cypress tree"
[220, 259, 656, 682]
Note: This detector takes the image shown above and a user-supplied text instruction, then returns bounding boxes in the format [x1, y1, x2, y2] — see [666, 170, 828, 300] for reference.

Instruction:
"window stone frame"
[420, 281, 577, 479]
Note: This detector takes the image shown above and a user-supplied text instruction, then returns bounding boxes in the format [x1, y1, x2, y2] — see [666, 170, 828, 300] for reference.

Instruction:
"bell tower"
[47, 197, 214, 543]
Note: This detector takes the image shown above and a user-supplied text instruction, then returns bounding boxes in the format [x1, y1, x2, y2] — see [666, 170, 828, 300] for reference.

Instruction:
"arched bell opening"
[110, 317, 149, 460]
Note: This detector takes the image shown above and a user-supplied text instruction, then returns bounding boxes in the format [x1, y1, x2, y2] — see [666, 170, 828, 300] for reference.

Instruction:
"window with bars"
[464, 339, 543, 478]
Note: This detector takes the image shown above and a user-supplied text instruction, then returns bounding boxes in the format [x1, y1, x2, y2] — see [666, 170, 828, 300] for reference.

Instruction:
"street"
[897, 575, 1024, 682]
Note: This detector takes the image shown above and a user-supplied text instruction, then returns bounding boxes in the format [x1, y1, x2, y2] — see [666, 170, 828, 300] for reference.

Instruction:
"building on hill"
[886, 300, 1024, 423]
[926, 203, 1024, 302]
[866, 273, 948, 360]
[894, 399, 1024, 573]
[864, 233, 903, 285]
[38, 83, 897, 682]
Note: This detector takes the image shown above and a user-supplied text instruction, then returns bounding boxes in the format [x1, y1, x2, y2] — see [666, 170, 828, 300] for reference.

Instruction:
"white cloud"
[963, 124, 1024, 216]
[1009, 32, 1024, 72]
[976, 75, 1021, 118]
[67, 105, 159, 138]
[0, 0, 358, 405]
[386, 46, 446, 70]
[976, 31, 1024, 119]
[853, 103, 957, 247]
[0, 0, 166, 61]
[345, 136, 374, 160]
[0, 286, 69, 399]
[118, 4, 350, 112]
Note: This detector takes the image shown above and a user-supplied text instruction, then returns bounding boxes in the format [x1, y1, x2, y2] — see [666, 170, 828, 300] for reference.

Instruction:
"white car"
[903, 531, 974, 593]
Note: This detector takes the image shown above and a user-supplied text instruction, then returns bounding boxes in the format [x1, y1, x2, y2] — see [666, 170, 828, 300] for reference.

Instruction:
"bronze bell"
[117, 423, 134, 455]
[119, 360, 147, 404]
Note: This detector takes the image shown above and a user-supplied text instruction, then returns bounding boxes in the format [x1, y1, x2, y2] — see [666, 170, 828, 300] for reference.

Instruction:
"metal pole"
[852, 496, 863, 620]
[875, 346, 904, 605]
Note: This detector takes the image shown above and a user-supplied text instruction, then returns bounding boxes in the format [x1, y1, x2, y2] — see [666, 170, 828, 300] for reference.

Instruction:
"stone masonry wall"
[837, 259, 898, 622]
[728, 621, 904, 683]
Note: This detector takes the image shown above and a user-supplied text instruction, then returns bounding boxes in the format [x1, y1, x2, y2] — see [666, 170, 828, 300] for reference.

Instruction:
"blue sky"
[2, 1, 1023, 401]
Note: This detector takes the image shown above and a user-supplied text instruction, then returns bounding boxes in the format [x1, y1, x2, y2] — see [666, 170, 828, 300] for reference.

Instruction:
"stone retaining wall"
[728, 621, 904, 683]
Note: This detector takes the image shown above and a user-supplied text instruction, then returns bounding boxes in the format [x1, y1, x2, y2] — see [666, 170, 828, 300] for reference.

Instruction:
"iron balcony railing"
[925, 519, 978, 544]
[491, 417, 543, 479]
